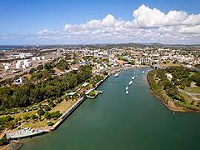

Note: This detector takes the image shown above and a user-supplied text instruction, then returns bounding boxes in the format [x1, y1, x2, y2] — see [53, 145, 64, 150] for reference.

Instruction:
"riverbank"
[147, 70, 200, 113]
[21, 68, 200, 150]
[48, 75, 109, 130]
[7, 74, 109, 149]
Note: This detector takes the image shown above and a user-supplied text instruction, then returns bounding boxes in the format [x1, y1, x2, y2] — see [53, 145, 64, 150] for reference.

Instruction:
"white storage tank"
[16, 63, 21, 69]
[4, 65, 9, 70]
[24, 59, 30, 67]
[22, 65, 26, 69]
[17, 60, 23, 65]
[32, 57, 37, 61]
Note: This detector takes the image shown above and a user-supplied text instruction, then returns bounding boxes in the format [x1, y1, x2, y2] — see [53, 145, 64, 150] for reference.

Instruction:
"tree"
[50, 111, 61, 119]
[56, 59, 69, 71]
[44, 63, 53, 70]
[29, 68, 36, 74]
[37, 109, 45, 116]
[44, 112, 51, 120]
[44, 105, 51, 111]
[30, 114, 38, 120]
[47, 121, 54, 126]
[37, 65, 43, 71]
[23, 115, 30, 121]
[48, 101, 56, 107]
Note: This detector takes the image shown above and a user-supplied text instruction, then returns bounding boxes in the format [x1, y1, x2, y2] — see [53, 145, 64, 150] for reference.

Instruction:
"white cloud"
[2, 4, 200, 44]
[133, 4, 200, 27]
[179, 25, 200, 34]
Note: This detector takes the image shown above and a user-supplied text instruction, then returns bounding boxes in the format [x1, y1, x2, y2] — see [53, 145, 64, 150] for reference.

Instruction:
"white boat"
[142, 71, 145, 74]
[126, 87, 128, 90]
[129, 80, 133, 85]
[114, 73, 119, 77]
[132, 72, 136, 80]
[126, 90, 129, 95]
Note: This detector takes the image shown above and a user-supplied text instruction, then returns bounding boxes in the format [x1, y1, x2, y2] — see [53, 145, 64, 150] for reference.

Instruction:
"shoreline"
[7, 74, 110, 149]
[147, 70, 200, 114]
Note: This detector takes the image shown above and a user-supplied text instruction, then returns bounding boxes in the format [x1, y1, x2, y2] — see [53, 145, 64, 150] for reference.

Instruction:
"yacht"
[114, 73, 119, 77]
[129, 80, 133, 85]
[132, 72, 136, 80]
[126, 90, 129, 95]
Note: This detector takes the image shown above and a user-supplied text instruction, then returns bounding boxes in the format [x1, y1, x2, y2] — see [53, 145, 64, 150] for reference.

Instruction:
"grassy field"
[21, 119, 47, 129]
[0, 98, 78, 130]
[50, 99, 76, 114]
[0, 110, 37, 119]
[160, 61, 180, 67]
[179, 91, 194, 104]
[184, 87, 200, 93]
[195, 95, 200, 99]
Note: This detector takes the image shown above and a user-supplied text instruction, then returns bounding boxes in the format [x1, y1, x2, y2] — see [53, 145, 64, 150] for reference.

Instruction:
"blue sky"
[0, 0, 200, 45]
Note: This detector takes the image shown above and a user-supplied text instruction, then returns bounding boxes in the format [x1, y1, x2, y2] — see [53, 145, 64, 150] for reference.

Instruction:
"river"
[22, 68, 200, 150]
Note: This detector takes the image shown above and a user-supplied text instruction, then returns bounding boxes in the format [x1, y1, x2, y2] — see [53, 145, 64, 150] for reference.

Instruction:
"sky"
[0, 0, 200, 45]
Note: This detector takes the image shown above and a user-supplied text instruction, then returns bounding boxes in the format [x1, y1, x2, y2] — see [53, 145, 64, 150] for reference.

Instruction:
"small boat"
[129, 80, 133, 85]
[142, 71, 145, 74]
[126, 87, 128, 90]
[132, 72, 136, 80]
[126, 90, 129, 95]
[114, 73, 119, 77]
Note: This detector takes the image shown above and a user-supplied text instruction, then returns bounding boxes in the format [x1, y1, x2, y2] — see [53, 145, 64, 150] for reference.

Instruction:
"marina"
[22, 68, 200, 150]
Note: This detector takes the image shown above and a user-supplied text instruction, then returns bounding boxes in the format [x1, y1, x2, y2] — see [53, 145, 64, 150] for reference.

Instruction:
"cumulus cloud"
[133, 4, 200, 28]
[2, 4, 200, 44]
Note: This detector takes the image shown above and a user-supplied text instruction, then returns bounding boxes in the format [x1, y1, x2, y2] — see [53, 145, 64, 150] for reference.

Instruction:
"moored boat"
[126, 90, 129, 95]
[114, 73, 119, 77]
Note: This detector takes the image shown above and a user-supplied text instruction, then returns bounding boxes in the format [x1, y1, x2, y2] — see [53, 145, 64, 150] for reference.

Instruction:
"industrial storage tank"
[16, 63, 21, 69]
[4, 65, 9, 70]
[24, 59, 30, 67]
[32, 57, 37, 61]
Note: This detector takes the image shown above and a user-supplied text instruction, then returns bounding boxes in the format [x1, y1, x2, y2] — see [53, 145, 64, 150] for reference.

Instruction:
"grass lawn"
[21, 119, 48, 129]
[184, 87, 200, 93]
[195, 95, 200, 99]
[160, 62, 180, 67]
[0, 110, 37, 119]
[179, 91, 194, 103]
[50, 99, 76, 114]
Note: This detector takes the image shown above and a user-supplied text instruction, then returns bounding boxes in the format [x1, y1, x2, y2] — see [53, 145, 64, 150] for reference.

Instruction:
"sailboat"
[126, 90, 129, 95]
[129, 80, 133, 85]
[114, 73, 119, 77]
[132, 72, 135, 80]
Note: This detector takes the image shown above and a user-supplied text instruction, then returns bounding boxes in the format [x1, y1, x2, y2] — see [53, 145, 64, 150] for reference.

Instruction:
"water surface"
[22, 68, 200, 150]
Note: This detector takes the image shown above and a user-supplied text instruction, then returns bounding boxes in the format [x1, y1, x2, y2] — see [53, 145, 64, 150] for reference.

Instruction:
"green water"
[22, 68, 200, 150]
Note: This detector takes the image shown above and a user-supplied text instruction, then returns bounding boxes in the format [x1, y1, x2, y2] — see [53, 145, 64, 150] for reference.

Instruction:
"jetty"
[50, 75, 109, 130]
